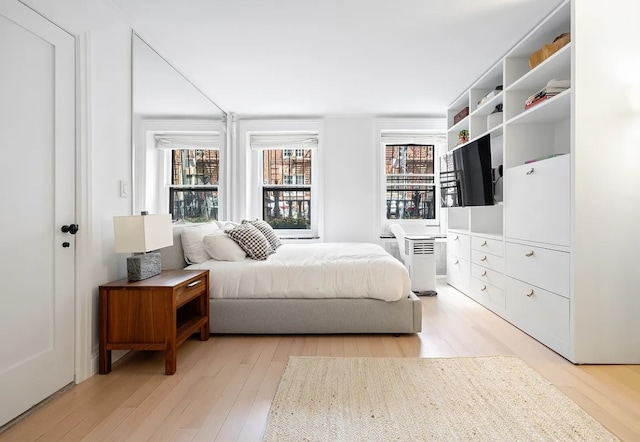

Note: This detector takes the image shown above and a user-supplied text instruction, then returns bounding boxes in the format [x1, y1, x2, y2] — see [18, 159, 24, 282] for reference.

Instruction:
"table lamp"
[113, 212, 173, 281]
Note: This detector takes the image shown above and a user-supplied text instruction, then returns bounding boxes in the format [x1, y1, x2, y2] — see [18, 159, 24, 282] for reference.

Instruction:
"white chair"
[389, 224, 407, 264]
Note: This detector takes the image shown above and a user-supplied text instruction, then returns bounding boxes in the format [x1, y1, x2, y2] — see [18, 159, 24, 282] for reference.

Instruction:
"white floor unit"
[404, 236, 436, 294]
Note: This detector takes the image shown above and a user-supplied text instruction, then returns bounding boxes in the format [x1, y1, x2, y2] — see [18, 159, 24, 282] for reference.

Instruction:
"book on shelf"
[525, 94, 552, 109]
[525, 78, 570, 108]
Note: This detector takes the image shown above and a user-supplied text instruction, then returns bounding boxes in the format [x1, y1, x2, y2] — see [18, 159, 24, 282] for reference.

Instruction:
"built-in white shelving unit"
[443, 0, 640, 364]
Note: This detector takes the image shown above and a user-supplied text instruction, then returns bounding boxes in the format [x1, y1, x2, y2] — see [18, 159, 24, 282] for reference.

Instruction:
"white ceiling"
[111, 0, 563, 116]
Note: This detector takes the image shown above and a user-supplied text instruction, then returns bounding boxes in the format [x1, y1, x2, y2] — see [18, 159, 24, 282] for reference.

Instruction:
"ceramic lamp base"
[127, 252, 162, 281]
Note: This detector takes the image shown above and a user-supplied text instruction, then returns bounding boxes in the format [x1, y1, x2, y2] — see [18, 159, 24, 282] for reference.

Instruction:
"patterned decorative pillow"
[242, 219, 282, 250]
[227, 223, 274, 260]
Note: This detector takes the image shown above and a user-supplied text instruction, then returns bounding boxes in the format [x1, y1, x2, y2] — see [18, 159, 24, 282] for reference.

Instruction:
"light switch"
[119, 180, 129, 198]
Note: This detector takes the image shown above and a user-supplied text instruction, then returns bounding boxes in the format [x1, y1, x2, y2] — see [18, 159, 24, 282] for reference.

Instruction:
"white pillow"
[180, 222, 219, 264]
[215, 220, 240, 229]
[203, 231, 247, 261]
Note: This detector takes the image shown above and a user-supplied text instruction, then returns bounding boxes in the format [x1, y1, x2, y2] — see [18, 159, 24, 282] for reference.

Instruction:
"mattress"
[185, 242, 411, 302]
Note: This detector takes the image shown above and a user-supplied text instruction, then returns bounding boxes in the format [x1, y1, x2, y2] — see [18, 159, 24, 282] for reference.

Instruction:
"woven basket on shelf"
[529, 32, 571, 69]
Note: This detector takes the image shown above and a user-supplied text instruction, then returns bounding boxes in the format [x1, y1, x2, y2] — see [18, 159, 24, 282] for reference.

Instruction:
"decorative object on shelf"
[524, 79, 570, 109]
[478, 85, 503, 106]
[453, 106, 469, 125]
[487, 104, 503, 130]
[113, 212, 174, 281]
[524, 153, 564, 164]
[458, 129, 469, 144]
[529, 32, 571, 69]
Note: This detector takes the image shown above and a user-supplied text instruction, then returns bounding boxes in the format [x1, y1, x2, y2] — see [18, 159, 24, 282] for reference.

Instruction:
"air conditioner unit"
[404, 235, 437, 296]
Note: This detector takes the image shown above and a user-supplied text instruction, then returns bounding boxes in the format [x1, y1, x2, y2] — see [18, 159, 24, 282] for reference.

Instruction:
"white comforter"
[186, 242, 411, 302]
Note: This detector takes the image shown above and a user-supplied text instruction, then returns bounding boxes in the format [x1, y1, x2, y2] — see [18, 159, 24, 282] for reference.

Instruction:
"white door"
[0, 1, 76, 427]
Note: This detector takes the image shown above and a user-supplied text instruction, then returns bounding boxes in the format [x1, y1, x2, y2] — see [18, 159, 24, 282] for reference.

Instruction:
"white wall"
[22, 0, 133, 380]
[323, 116, 378, 242]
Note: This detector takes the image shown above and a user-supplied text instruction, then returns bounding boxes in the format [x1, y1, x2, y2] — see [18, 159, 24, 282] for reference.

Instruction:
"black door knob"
[61, 224, 79, 234]
[62, 242, 70, 248]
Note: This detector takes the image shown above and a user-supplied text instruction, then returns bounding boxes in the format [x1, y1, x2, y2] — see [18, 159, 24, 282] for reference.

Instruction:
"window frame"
[166, 147, 220, 223]
[384, 143, 437, 223]
[256, 144, 316, 236]
[375, 118, 447, 234]
[133, 118, 227, 221]
[239, 119, 323, 239]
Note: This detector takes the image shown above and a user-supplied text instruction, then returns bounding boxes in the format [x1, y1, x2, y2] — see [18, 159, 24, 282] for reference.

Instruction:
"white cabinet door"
[0, 1, 75, 426]
[504, 154, 570, 246]
[447, 231, 470, 261]
[447, 255, 470, 292]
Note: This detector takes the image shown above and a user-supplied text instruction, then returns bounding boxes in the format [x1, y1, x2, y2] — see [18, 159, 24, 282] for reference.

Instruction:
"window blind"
[250, 133, 318, 150]
[155, 133, 220, 150]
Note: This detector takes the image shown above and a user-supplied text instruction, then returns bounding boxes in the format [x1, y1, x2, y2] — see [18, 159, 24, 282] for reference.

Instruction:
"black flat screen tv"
[440, 134, 494, 207]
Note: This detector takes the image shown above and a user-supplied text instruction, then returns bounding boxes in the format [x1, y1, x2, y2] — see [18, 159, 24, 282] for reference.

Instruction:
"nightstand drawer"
[176, 275, 207, 306]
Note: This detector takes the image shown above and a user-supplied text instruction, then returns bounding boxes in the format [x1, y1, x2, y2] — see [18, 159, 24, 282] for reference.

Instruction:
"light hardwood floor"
[2, 281, 639, 441]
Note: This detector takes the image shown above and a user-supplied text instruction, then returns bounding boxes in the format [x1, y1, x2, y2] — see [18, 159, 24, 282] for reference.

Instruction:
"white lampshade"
[113, 213, 173, 253]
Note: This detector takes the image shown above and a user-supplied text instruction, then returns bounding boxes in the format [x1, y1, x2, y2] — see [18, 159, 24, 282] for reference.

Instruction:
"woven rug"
[263, 356, 618, 441]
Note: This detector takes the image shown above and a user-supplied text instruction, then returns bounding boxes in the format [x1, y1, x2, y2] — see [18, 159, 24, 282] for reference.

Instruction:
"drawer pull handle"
[187, 280, 202, 288]
[526, 167, 535, 175]
[481, 270, 487, 276]
[480, 256, 487, 261]
[454, 235, 459, 241]
[481, 285, 487, 291]
[454, 260, 459, 265]
[525, 251, 534, 257]
[481, 241, 487, 246]
[526, 289, 534, 297]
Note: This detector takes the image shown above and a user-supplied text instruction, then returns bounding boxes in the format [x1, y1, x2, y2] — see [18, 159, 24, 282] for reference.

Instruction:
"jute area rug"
[263, 356, 618, 442]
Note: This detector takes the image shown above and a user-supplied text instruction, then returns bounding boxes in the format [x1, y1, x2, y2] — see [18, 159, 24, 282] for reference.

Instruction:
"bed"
[160, 225, 422, 334]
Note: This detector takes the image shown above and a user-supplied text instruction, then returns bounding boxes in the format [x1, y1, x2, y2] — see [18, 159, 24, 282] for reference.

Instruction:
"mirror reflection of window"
[131, 33, 227, 222]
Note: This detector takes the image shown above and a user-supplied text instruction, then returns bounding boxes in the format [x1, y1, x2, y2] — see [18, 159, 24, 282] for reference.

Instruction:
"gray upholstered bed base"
[210, 293, 422, 334]
[160, 225, 422, 334]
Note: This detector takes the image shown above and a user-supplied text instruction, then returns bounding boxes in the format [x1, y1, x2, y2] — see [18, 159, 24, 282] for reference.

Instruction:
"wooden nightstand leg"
[99, 349, 111, 374]
[200, 291, 210, 341]
[165, 341, 177, 375]
[99, 289, 111, 374]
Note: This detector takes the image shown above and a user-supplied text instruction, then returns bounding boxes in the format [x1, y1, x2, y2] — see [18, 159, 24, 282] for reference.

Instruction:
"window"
[244, 127, 321, 236]
[169, 149, 219, 223]
[385, 144, 436, 220]
[262, 148, 312, 230]
[154, 131, 222, 223]
[241, 119, 322, 238]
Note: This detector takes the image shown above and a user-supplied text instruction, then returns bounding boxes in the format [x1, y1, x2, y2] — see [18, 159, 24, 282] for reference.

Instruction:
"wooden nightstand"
[99, 269, 210, 375]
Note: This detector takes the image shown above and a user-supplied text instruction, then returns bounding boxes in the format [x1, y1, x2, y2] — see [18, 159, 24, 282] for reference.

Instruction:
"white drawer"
[505, 242, 570, 297]
[471, 263, 504, 289]
[471, 250, 504, 273]
[471, 236, 503, 257]
[505, 276, 570, 356]
[447, 255, 470, 292]
[470, 277, 505, 309]
[504, 154, 570, 247]
[447, 232, 470, 260]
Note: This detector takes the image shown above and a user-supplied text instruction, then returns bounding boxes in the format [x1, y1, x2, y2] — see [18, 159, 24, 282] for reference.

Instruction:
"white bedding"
[185, 242, 411, 302]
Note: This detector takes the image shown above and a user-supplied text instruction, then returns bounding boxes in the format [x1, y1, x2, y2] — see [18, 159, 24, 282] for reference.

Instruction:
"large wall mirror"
[132, 33, 227, 222]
